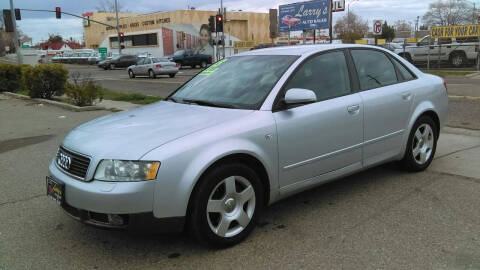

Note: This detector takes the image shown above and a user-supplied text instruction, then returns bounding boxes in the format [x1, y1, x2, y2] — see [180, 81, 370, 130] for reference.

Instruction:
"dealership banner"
[430, 24, 480, 38]
[278, 0, 330, 32]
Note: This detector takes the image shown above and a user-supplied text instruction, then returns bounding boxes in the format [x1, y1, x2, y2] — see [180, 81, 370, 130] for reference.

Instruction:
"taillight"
[442, 77, 447, 92]
[175, 63, 179, 67]
[156, 64, 162, 68]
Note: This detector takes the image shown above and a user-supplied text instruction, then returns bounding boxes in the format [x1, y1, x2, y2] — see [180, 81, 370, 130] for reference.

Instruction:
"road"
[1, 95, 479, 269]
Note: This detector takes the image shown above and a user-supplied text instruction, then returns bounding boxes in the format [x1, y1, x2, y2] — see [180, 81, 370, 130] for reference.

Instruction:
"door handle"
[347, 104, 360, 114]
[402, 92, 412, 100]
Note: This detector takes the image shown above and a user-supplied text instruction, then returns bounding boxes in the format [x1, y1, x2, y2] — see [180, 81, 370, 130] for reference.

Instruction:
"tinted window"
[391, 57, 415, 81]
[283, 51, 351, 102]
[438, 38, 452, 45]
[351, 50, 398, 90]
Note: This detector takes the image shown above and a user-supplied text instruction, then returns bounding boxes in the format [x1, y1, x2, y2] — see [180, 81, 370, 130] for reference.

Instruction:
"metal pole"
[221, 0, 225, 59]
[114, 0, 121, 54]
[329, 0, 333, 43]
[313, 29, 316, 44]
[438, 39, 441, 69]
[427, 37, 431, 70]
[9, 0, 22, 64]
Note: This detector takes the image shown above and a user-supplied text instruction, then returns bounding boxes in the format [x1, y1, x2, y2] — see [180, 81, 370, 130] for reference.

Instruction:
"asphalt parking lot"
[1, 95, 479, 269]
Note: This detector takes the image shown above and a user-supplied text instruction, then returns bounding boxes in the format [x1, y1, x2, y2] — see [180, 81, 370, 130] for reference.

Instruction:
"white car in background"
[127, 57, 180, 78]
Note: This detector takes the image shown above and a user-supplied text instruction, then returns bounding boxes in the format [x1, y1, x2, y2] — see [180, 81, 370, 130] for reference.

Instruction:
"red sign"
[82, 12, 93, 17]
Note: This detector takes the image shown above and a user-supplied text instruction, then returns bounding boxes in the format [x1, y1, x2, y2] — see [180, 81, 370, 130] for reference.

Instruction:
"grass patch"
[422, 70, 476, 77]
[101, 88, 163, 105]
[16, 89, 29, 96]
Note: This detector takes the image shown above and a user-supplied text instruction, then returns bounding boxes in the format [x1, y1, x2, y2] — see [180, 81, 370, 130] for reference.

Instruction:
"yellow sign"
[406, 38, 418, 43]
[430, 24, 480, 38]
[377, 39, 386, 45]
[355, 40, 368, 44]
[234, 40, 257, 50]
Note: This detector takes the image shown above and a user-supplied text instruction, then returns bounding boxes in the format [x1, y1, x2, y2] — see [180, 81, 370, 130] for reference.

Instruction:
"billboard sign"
[278, 0, 330, 32]
[430, 24, 480, 38]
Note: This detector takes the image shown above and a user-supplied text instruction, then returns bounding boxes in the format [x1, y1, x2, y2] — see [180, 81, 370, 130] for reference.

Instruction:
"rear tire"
[450, 53, 466, 68]
[401, 116, 438, 172]
[169, 73, 175, 78]
[201, 61, 207, 68]
[189, 163, 263, 248]
[110, 64, 115, 70]
[149, 69, 156, 79]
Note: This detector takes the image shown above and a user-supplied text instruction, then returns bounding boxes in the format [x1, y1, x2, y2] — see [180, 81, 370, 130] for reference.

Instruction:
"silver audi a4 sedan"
[47, 44, 448, 247]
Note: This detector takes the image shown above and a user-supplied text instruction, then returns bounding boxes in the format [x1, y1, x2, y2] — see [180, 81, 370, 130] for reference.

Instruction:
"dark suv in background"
[170, 50, 212, 68]
[98, 55, 138, 70]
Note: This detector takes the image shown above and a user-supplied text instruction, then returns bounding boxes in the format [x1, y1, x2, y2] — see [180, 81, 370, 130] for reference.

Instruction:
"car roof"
[237, 44, 385, 56]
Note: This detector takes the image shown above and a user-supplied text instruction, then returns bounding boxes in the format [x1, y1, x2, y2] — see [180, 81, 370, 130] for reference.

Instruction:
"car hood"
[62, 101, 253, 159]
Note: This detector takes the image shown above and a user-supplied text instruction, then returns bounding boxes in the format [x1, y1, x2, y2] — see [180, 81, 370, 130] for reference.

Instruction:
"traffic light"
[216, 14, 223, 32]
[55, 7, 61, 19]
[14, 8, 20, 20]
[208, 16, 215, 32]
[119, 32, 125, 43]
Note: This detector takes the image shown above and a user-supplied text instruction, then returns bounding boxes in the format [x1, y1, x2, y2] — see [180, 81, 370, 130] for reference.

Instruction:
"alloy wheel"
[412, 123, 434, 165]
[206, 176, 256, 238]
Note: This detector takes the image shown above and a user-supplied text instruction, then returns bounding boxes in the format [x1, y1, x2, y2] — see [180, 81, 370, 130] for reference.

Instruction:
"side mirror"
[284, 88, 317, 106]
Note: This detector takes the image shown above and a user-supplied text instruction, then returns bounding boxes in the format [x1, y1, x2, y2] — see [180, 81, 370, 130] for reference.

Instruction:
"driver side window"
[283, 51, 352, 102]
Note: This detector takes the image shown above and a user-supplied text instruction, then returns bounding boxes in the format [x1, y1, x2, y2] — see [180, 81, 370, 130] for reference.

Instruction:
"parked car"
[171, 49, 212, 68]
[98, 54, 137, 70]
[394, 35, 480, 67]
[47, 44, 448, 248]
[88, 52, 101, 65]
[127, 57, 179, 78]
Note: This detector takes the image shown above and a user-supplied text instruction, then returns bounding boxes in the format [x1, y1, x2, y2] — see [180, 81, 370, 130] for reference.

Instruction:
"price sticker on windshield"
[199, 59, 228, 76]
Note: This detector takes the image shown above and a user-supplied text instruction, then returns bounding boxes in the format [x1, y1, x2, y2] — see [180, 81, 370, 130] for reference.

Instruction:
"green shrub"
[23, 64, 68, 99]
[65, 73, 103, 106]
[0, 63, 23, 92]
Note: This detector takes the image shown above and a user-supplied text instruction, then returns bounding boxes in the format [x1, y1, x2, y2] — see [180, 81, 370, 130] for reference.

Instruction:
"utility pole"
[221, 0, 225, 59]
[9, 0, 22, 64]
[114, 0, 121, 54]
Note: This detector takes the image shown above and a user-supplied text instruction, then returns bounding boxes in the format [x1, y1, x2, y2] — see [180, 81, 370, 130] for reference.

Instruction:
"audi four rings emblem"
[57, 151, 72, 170]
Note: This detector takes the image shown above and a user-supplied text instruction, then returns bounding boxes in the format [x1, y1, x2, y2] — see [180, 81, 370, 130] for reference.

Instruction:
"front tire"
[148, 69, 156, 79]
[128, 70, 135, 78]
[401, 116, 438, 172]
[110, 64, 115, 70]
[189, 163, 263, 248]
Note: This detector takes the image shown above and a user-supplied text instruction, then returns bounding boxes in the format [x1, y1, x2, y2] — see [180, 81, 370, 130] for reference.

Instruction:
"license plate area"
[46, 176, 64, 205]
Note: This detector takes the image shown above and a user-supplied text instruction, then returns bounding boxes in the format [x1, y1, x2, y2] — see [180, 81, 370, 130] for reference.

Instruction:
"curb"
[2, 92, 105, 112]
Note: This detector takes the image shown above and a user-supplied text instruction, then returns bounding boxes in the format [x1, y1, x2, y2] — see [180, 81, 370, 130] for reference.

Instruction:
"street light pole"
[114, 0, 121, 54]
[9, 0, 22, 64]
[347, 0, 359, 31]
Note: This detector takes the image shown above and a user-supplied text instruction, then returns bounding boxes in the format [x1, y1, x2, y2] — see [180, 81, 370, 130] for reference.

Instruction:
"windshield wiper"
[181, 99, 238, 109]
[166, 97, 181, 103]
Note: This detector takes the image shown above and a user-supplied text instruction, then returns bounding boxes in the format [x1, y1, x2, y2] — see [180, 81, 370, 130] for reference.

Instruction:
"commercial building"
[83, 10, 271, 58]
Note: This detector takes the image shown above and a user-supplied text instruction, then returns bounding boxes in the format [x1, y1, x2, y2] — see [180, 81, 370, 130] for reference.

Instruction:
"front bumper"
[48, 161, 185, 232]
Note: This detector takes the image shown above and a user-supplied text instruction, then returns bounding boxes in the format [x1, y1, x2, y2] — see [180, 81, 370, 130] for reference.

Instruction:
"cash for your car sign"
[278, 0, 331, 32]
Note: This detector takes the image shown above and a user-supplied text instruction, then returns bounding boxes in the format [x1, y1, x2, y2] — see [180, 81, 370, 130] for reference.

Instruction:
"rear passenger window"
[284, 51, 351, 102]
[351, 49, 398, 90]
[391, 58, 415, 81]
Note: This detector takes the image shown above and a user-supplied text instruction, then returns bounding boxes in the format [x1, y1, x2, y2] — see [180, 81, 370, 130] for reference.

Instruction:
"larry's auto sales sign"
[278, 0, 331, 32]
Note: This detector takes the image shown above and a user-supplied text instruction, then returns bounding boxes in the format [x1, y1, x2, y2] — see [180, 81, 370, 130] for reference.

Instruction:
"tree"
[381, 21, 395, 42]
[47, 34, 63, 43]
[422, 0, 472, 26]
[96, 0, 127, 12]
[334, 12, 369, 43]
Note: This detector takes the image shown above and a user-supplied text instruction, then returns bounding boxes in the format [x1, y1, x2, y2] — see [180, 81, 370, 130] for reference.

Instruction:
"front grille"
[56, 146, 91, 180]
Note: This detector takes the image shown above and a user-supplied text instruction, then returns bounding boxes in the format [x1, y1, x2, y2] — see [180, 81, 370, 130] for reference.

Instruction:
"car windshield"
[112, 55, 121, 60]
[169, 55, 298, 110]
[174, 50, 185, 56]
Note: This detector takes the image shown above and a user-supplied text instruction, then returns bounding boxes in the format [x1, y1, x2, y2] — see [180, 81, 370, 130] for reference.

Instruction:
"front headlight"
[94, 160, 160, 182]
